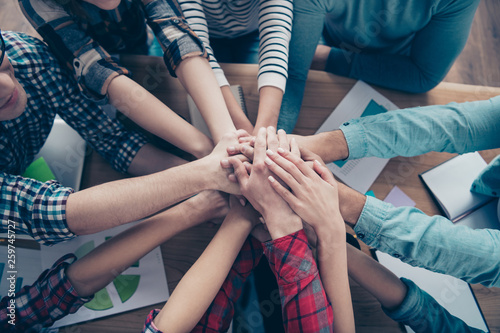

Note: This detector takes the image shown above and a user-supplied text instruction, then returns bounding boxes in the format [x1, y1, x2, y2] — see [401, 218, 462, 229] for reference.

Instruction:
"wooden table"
[73, 56, 500, 333]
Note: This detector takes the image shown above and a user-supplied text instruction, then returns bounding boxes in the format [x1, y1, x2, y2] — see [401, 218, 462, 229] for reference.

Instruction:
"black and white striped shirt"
[179, 0, 293, 92]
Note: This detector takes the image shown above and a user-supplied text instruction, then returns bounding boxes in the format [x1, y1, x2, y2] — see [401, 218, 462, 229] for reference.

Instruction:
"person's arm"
[346, 245, 486, 333]
[253, 0, 293, 132]
[176, 0, 253, 134]
[264, 148, 354, 332]
[192, 236, 263, 332]
[322, 0, 480, 93]
[65, 130, 248, 236]
[66, 190, 227, 297]
[0, 191, 227, 331]
[20, 0, 214, 158]
[296, 96, 500, 164]
[151, 198, 258, 333]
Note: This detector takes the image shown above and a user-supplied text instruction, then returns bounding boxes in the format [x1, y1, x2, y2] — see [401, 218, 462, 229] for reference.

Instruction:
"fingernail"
[228, 146, 236, 153]
[221, 159, 229, 167]
[241, 145, 247, 153]
[278, 129, 286, 134]
[266, 149, 274, 156]
[240, 198, 246, 207]
[259, 217, 265, 224]
[265, 157, 273, 165]
[277, 147, 285, 154]
[268, 175, 275, 183]
[314, 159, 321, 166]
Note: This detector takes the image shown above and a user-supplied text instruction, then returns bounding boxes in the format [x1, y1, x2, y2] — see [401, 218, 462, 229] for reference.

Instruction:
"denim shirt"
[341, 96, 500, 287]
[20, 0, 207, 103]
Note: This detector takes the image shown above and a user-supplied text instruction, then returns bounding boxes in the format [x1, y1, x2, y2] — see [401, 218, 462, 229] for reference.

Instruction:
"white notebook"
[419, 152, 495, 223]
[187, 85, 246, 139]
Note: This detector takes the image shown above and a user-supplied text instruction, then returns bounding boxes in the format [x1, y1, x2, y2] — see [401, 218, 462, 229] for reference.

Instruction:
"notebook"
[419, 152, 497, 224]
[187, 85, 247, 139]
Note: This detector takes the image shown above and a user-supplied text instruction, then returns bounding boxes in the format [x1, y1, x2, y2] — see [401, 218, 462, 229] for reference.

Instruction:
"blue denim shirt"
[340, 96, 500, 287]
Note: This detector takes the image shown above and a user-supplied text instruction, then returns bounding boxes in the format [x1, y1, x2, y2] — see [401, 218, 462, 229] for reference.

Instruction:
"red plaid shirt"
[143, 230, 334, 332]
[0, 254, 91, 332]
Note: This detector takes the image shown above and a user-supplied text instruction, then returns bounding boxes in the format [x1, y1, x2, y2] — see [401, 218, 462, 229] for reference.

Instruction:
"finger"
[227, 145, 238, 155]
[278, 148, 317, 179]
[240, 144, 254, 162]
[277, 129, 290, 152]
[220, 159, 231, 169]
[290, 137, 300, 157]
[239, 136, 254, 144]
[313, 160, 336, 187]
[236, 129, 251, 139]
[254, 127, 267, 163]
[266, 126, 279, 152]
[243, 161, 252, 174]
[228, 156, 250, 184]
[265, 152, 302, 191]
[299, 146, 326, 167]
[268, 175, 298, 208]
[228, 173, 237, 183]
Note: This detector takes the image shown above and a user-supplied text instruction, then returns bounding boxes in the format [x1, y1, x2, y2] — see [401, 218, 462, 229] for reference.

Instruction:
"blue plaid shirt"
[0, 31, 148, 245]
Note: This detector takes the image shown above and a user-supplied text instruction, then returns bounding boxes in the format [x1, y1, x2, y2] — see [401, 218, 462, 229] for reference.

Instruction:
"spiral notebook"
[187, 85, 247, 139]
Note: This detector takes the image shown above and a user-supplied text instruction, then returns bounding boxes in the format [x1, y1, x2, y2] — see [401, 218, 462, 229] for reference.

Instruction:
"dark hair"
[44, 0, 88, 19]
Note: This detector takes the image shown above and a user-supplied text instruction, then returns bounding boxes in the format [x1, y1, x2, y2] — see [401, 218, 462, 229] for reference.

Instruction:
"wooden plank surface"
[73, 58, 500, 333]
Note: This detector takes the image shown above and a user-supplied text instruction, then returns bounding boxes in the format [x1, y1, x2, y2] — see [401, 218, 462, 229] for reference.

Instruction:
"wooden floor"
[1, 0, 499, 87]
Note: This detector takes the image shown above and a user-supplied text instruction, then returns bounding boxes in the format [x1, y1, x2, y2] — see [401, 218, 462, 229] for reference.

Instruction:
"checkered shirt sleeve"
[144, 0, 208, 77]
[0, 254, 92, 332]
[1, 173, 75, 245]
[264, 230, 334, 333]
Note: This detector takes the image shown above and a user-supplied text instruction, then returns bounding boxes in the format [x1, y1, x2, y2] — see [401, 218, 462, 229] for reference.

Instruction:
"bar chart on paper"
[316, 81, 398, 193]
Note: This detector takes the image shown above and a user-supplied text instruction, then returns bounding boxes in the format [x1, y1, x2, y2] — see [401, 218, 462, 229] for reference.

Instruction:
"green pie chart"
[74, 239, 141, 311]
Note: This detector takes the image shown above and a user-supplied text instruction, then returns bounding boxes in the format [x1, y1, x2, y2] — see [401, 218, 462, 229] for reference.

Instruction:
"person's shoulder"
[4, 31, 61, 74]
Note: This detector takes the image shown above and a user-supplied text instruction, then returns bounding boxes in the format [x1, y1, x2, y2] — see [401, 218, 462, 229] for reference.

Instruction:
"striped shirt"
[178, 0, 293, 91]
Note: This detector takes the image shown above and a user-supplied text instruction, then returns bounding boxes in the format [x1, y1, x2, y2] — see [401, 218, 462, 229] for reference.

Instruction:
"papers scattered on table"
[40, 222, 169, 328]
[383, 186, 416, 208]
[316, 81, 399, 193]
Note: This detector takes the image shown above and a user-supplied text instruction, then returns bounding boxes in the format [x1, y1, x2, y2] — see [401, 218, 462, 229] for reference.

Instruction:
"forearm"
[176, 57, 236, 143]
[317, 223, 354, 333]
[253, 86, 284, 134]
[108, 75, 213, 158]
[221, 85, 254, 133]
[66, 159, 213, 235]
[127, 143, 187, 176]
[346, 244, 407, 310]
[153, 212, 253, 333]
[294, 130, 349, 163]
[66, 197, 210, 297]
[341, 96, 500, 160]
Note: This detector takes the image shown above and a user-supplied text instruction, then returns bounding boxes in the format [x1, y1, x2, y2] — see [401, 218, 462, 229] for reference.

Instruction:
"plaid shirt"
[20, 0, 208, 103]
[142, 231, 334, 332]
[0, 254, 92, 332]
[1, 31, 148, 245]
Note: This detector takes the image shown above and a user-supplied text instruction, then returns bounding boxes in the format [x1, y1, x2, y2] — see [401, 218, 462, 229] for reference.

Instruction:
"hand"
[264, 148, 344, 235]
[204, 129, 251, 194]
[228, 127, 302, 240]
[251, 224, 272, 243]
[227, 195, 260, 228]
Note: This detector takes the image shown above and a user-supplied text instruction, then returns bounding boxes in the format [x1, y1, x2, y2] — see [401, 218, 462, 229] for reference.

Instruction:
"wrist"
[337, 182, 366, 226]
[263, 213, 303, 240]
[323, 130, 349, 162]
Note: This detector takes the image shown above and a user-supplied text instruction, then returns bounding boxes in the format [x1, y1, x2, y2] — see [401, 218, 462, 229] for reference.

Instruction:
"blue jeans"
[209, 30, 260, 65]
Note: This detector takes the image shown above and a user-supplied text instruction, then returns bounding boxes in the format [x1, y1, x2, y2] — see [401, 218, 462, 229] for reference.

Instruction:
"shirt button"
[356, 232, 364, 239]
[393, 253, 401, 258]
[343, 122, 350, 126]
[74, 60, 80, 68]
[173, 19, 179, 24]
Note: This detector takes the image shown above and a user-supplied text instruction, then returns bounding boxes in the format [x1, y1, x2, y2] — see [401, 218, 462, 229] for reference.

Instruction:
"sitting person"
[20, 0, 239, 146]
[278, 0, 480, 132]
[0, 30, 246, 245]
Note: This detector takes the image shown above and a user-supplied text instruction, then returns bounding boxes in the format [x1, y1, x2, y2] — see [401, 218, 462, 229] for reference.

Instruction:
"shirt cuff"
[325, 46, 352, 77]
[352, 195, 388, 247]
[214, 69, 230, 88]
[382, 278, 423, 321]
[263, 229, 317, 284]
[471, 155, 500, 197]
[340, 119, 369, 160]
[258, 73, 287, 94]
[142, 309, 163, 333]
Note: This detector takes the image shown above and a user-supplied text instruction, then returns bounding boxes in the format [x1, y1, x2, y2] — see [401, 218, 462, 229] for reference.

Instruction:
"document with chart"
[316, 81, 399, 193]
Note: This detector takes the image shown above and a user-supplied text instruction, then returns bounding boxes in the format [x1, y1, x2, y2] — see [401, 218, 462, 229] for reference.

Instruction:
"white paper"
[376, 251, 489, 333]
[0, 247, 42, 299]
[420, 152, 490, 220]
[41, 221, 169, 328]
[315, 81, 398, 193]
[35, 116, 86, 191]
